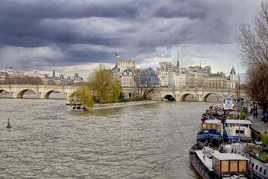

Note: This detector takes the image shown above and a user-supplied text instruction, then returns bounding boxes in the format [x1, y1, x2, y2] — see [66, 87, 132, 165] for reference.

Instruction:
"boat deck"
[195, 150, 213, 171]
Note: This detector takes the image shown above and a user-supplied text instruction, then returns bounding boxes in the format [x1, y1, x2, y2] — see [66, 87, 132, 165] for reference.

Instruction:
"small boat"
[223, 119, 252, 143]
[190, 146, 249, 179]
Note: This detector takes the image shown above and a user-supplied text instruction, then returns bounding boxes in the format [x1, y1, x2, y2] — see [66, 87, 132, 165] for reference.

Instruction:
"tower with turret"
[230, 67, 236, 81]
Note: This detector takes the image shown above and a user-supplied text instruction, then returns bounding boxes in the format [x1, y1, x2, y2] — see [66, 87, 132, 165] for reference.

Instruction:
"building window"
[255, 165, 258, 170]
[264, 169, 266, 175]
[260, 167, 262, 173]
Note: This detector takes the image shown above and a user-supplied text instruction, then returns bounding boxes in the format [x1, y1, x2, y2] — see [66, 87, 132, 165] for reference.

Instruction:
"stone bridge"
[0, 84, 247, 102]
[0, 84, 79, 100]
[150, 87, 245, 102]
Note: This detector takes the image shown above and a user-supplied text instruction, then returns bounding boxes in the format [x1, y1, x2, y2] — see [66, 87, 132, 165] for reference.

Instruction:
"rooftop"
[204, 119, 222, 124]
[195, 150, 213, 171]
[212, 151, 248, 161]
[225, 120, 252, 125]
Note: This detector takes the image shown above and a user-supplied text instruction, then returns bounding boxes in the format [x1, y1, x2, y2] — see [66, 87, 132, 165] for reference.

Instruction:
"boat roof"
[195, 150, 213, 171]
[225, 119, 252, 125]
[212, 151, 248, 161]
[204, 119, 222, 124]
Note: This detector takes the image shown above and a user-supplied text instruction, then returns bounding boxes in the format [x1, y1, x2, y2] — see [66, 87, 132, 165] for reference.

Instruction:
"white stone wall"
[121, 76, 135, 88]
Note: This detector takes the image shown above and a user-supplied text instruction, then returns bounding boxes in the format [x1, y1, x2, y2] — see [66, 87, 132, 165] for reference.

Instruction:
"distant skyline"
[0, 0, 261, 75]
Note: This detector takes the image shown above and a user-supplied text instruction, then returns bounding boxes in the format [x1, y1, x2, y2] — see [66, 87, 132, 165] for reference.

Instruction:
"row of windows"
[225, 124, 250, 128]
[252, 163, 267, 176]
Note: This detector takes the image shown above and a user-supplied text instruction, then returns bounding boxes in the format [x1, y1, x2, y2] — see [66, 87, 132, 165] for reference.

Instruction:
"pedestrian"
[255, 104, 258, 118]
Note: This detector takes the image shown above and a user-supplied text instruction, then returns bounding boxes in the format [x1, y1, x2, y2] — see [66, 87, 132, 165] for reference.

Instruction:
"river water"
[0, 99, 210, 179]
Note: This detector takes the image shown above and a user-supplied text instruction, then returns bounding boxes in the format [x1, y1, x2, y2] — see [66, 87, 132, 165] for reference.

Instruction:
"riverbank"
[93, 100, 160, 110]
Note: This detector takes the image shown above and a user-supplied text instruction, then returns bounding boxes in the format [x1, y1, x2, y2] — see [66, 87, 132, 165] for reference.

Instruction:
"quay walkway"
[250, 113, 268, 139]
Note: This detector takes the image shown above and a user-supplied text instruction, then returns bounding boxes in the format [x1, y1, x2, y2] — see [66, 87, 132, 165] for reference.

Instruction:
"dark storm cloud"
[0, 0, 259, 69]
[0, 0, 142, 19]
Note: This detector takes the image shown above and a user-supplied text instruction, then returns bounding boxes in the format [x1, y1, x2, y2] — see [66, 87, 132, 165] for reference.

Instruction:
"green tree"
[73, 86, 94, 110]
[89, 66, 122, 103]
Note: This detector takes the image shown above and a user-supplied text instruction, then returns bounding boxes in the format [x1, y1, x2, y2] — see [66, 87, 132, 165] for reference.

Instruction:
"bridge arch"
[163, 94, 176, 101]
[43, 90, 65, 99]
[180, 93, 197, 102]
[0, 89, 10, 98]
[16, 89, 38, 99]
[0, 89, 9, 94]
[203, 93, 223, 102]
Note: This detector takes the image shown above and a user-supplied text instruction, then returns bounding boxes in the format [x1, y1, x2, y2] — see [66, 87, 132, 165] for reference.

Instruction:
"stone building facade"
[112, 59, 136, 88]
[157, 62, 238, 90]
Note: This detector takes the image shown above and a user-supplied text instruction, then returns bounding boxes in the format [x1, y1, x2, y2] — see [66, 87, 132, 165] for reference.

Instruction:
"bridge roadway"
[0, 84, 244, 102]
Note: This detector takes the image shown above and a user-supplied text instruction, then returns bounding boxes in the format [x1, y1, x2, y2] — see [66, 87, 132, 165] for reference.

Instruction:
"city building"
[157, 61, 179, 87]
[46, 70, 84, 85]
[137, 68, 159, 87]
[156, 60, 239, 90]
[112, 59, 137, 88]
[121, 69, 136, 88]
[73, 73, 84, 84]
[0, 71, 8, 84]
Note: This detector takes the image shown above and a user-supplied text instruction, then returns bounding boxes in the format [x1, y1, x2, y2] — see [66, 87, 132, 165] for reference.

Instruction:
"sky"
[0, 0, 262, 76]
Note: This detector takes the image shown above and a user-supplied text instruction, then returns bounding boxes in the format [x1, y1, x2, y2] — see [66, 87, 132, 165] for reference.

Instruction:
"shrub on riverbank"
[261, 132, 268, 146]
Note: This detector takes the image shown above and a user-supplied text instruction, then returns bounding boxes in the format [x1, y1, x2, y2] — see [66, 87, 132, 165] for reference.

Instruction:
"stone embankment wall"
[93, 100, 159, 110]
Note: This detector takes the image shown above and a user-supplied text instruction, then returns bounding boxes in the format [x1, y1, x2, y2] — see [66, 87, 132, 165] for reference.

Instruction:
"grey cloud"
[0, 0, 260, 70]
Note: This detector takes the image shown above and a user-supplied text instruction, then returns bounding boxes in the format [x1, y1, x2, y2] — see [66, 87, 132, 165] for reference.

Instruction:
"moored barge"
[190, 146, 249, 179]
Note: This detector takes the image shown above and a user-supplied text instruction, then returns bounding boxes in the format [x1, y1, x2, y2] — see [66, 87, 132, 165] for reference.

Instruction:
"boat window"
[255, 165, 258, 170]
[264, 169, 266, 175]
[260, 167, 262, 172]
[241, 124, 249, 127]
[236, 130, 244, 134]
[252, 163, 254, 168]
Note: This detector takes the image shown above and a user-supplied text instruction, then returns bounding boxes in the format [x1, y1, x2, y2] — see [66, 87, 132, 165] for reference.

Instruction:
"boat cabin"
[201, 119, 223, 134]
[212, 151, 248, 178]
[224, 120, 252, 142]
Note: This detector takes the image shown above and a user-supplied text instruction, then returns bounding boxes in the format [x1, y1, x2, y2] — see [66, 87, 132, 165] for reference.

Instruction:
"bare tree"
[247, 64, 268, 111]
[240, 2, 268, 111]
